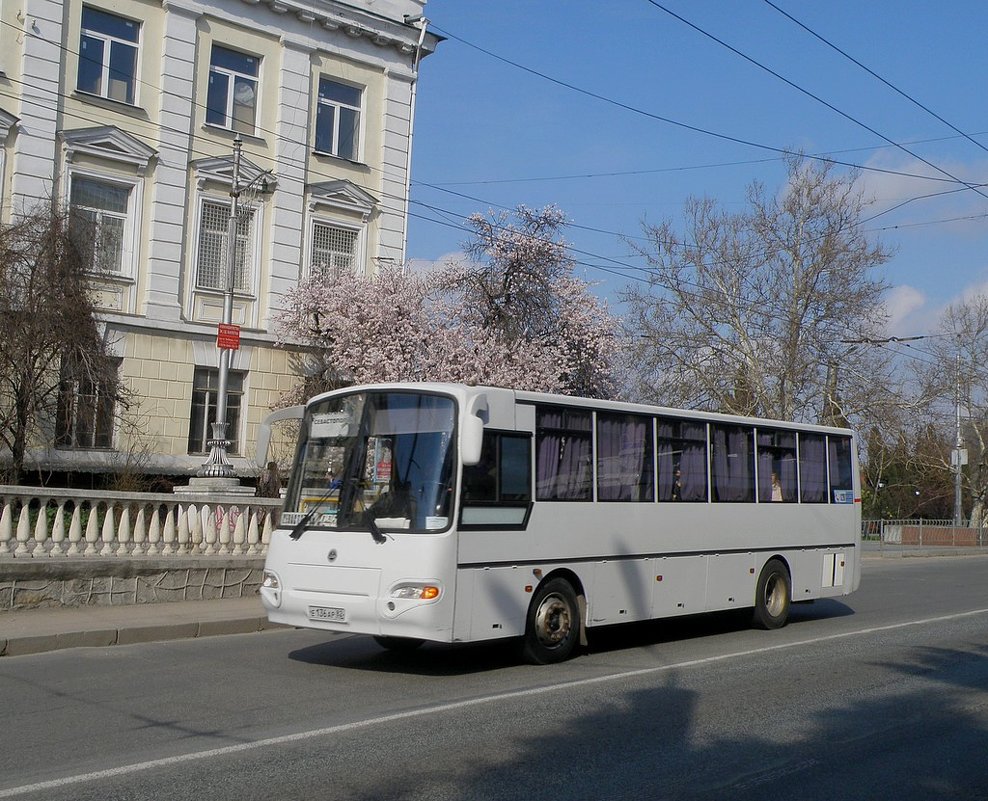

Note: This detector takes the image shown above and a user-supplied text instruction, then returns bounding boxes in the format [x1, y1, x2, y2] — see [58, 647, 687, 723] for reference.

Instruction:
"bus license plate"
[308, 605, 346, 623]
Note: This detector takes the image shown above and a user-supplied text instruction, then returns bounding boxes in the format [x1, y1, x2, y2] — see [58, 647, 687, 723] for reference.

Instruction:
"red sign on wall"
[217, 323, 241, 350]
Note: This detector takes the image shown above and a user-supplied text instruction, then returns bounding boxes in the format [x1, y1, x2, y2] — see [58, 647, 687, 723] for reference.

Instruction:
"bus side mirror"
[255, 405, 305, 468]
[462, 394, 488, 466]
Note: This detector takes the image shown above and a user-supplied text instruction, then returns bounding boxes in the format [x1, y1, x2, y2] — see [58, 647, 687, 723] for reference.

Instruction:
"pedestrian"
[258, 461, 282, 498]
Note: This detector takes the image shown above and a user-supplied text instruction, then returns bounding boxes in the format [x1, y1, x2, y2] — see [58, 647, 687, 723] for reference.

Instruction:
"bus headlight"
[261, 569, 282, 608]
[390, 583, 441, 601]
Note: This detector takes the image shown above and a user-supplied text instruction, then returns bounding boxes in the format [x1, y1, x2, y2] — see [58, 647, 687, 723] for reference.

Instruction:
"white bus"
[258, 382, 860, 663]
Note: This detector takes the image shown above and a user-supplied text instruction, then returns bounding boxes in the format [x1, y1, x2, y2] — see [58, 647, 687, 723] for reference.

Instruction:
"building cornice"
[192, 154, 278, 193]
[62, 126, 158, 174]
[234, 0, 440, 60]
[307, 179, 376, 220]
[0, 108, 18, 142]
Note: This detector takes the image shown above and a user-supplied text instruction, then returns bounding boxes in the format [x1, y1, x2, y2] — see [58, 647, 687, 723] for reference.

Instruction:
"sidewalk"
[0, 596, 284, 657]
[861, 540, 988, 558]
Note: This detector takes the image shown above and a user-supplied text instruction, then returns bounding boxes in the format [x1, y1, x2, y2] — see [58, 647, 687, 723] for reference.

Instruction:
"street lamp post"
[197, 135, 262, 480]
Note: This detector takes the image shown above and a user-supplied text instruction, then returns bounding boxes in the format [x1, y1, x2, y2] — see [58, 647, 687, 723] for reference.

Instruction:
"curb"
[0, 615, 285, 658]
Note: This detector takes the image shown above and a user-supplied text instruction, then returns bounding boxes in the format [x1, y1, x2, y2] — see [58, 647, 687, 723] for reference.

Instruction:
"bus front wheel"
[752, 559, 791, 630]
[522, 578, 581, 664]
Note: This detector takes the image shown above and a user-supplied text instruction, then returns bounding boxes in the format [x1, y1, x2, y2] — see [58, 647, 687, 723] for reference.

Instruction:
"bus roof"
[304, 382, 856, 437]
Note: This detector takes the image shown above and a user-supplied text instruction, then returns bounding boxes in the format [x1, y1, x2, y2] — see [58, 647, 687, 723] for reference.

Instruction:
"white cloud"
[855, 153, 988, 232]
[883, 284, 931, 337]
[404, 250, 472, 274]
[883, 273, 988, 337]
[960, 278, 988, 303]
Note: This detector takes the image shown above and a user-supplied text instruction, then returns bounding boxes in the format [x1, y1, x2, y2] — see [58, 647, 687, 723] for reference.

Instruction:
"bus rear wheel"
[522, 578, 581, 664]
[752, 558, 791, 630]
[373, 635, 425, 652]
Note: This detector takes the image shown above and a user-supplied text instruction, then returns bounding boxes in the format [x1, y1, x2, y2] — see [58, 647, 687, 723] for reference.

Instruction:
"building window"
[78, 6, 140, 105]
[188, 367, 244, 455]
[206, 45, 259, 134]
[56, 357, 120, 449]
[310, 220, 359, 274]
[69, 175, 132, 274]
[195, 199, 253, 292]
[315, 78, 361, 160]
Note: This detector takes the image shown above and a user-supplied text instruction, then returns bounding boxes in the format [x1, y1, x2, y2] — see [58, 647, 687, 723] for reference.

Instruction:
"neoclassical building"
[0, 0, 438, 480]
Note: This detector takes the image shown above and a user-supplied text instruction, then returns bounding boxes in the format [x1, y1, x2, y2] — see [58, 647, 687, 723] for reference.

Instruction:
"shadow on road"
[288, 599, 857, 676]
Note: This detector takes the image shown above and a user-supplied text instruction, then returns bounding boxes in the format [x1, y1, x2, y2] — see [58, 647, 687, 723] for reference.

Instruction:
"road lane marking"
[4, 606, 988, 798]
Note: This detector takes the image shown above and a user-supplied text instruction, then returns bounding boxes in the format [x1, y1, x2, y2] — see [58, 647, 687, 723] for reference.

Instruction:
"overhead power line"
[429, 23, 964, 188]
[642, 0, 988, 204]
[760, 0, 988, 156]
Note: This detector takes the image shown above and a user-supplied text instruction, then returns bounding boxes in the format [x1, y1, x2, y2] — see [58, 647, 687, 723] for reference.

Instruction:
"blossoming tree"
[275, 206, 619, 405]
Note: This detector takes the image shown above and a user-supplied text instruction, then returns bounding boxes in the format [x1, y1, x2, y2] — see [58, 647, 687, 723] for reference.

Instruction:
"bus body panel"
[454, 566, 530, 641]
[453, 546, 858, 642]
[262, 528, 459, 641]
[653, 555, 708, 616]
[704, 552, 757, 610]
[588, 558, 654, 624]
[457, 503, 859, 568]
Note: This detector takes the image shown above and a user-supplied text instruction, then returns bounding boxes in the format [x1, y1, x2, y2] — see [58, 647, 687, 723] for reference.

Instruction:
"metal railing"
[862, 518, 987, 548]
[0, 486, 283, 559]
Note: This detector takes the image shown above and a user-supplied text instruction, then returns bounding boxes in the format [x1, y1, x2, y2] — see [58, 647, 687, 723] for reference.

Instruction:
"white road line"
[4, 606, 988, 798]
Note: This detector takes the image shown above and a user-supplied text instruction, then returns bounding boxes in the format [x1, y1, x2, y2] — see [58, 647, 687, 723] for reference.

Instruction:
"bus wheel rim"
[765, 575, 785, 617]
[535, 593, 571, 647]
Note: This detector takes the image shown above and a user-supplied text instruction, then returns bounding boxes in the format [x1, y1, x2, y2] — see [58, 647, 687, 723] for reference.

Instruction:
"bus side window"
[500, 435, 532, 501]
[799, 433, 828, 503]
[460, 432, 532, 529]
[756, 429, 797, 503]
[597, 412, 654, 502]
[657, 418, 708, 502]
[710, 423, 755, 503]
[535, 407, 593, 501]
[462, 432, 532, 504]
[828, 435, 854, 503]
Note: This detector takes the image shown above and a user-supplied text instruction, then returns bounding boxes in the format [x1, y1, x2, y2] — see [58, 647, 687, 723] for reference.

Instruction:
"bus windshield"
[286, 390, 457, 533]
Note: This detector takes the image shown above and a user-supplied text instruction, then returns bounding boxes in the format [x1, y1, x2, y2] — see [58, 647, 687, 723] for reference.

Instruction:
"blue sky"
[405, 1, 988, 340]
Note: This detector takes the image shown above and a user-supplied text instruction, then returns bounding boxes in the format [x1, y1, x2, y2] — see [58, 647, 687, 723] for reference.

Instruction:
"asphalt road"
[2, 555, 988, 801]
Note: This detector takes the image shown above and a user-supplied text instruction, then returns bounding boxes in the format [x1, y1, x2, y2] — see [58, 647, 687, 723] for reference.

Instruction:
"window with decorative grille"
[196, 200, 253, 291]
[311, 221, 358, 274]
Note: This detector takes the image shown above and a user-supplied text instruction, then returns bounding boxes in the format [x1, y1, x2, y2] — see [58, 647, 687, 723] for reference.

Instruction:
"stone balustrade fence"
[0, 485, 283, 559]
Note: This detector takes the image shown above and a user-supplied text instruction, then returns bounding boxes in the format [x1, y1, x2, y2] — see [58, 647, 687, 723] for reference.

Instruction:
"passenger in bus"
[671, 469, 682, 501]
[771, 472, 784, 502]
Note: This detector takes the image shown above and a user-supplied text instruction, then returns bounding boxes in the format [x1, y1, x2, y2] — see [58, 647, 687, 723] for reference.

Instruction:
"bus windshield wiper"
[364, 513, 387, 545]
[288, 496, 325, 540]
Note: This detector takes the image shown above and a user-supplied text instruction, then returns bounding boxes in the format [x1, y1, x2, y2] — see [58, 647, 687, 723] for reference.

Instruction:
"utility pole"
[954, 345, 964, 526]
